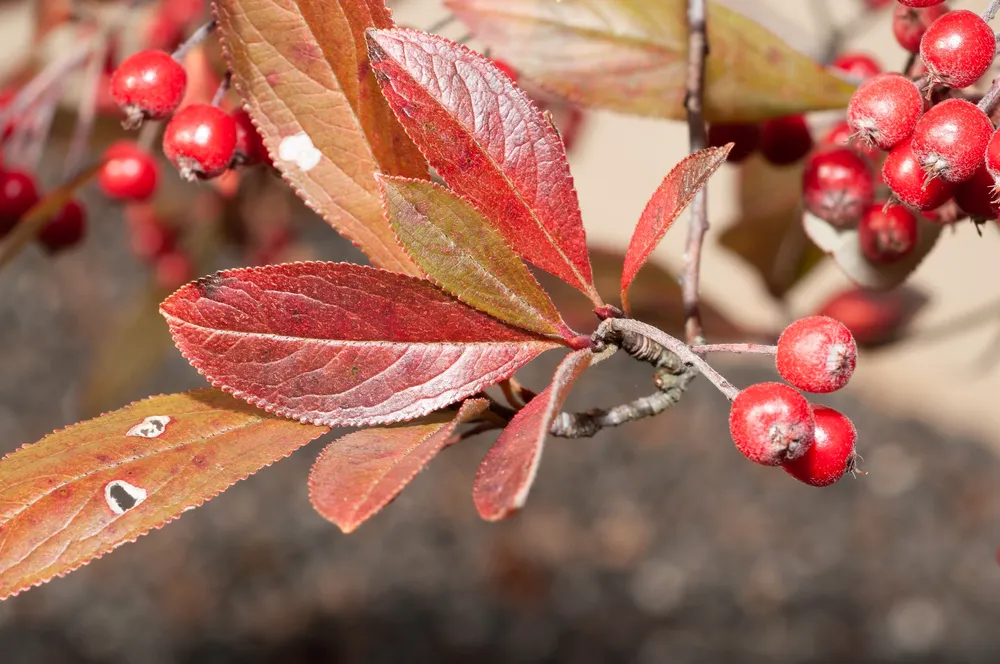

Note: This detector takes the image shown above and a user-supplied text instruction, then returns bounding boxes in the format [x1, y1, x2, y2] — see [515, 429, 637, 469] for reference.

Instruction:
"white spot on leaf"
[278, 132, 322, 172]
[104, 480, 147, 515]
[126, 415, 171, 438]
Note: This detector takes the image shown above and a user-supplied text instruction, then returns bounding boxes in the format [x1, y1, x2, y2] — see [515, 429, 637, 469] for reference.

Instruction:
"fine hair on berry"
[776, 316, 857, 393]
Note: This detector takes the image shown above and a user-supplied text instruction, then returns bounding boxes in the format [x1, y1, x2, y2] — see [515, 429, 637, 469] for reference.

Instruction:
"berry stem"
[212, 71, 233, 107]
[681, 0, 709, 346]
[978, 75, 1000, 114]
[64, 41, 106, 178]
[0, 39, 93, 136]
[691, 343, 778, 355]
[172, 19, 219, 62]
[983, 0, 1000, 22]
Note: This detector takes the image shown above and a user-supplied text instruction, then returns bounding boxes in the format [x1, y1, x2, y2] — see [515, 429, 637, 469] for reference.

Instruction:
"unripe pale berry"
[782, 405, 858, 487]
[729, 382, 815, 466]
[831, 52, 881, 81]
[162, 104, 238, 181]
[847, 73, 923, 150]
[920, 10, 996, 89]
[110, 50, 188, 128]
[911, 99, 993, 183]
[802, 147, 875, 227]
[954, 164, 1000, 221]
[882, 139, 954, 210]
[776, 315, 857, 393]
[892, 3, 949, 54]
[858, 203, 919, 263]
[759, 115, 813, 166]
[708, 123, 761, 163]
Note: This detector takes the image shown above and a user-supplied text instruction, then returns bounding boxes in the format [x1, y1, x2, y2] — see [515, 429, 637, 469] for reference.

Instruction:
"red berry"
[99, 140, 159, 201]
[0, 170, 39, 237]
[759, 115, 813, 166]
[231, 109, 266, 166]
[782, 405, 858, 487]
[954, 164, 1000, 220]
[892, 3, 949, 53]
[155, 250, 194, 291]
[897, 0, 946, 6]
[920, 10, 995, 89]
[708, 123, 761, 163]
[491, 59, 518, 84]
[882, 139, 954, 210]
[858, 203, 919, 263]
[776, 315, 857, 394]
[38, 200, 86, 253]
[847, 73, 923, 150]
[110, 50, 188, 128]
[983, 126, 1000, 191]
[162, 104, 238, 180]
[126, 204, 177, 260]
[832, 52, 881, 80]
[729, 382, 815, 466]
[911, 99, 992, 183]
[822, 121, 881, 162]
[802, 147, 875, 227]
[818, 286, 923, 347]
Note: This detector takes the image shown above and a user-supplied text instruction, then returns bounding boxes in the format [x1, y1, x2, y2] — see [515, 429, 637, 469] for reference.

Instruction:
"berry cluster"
[0, 168, 87, 254]
[729, 316, 860, 487]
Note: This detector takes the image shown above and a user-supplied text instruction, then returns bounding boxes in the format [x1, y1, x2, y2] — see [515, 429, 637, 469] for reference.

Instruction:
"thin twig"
[681, 0, 709, 345]
[173, 19, 218, 61]
[691, 343, 778, 355]
[978, 75, 1000, 115]
[983, 0, 1000, 22]
[212, 71, 232, 107]
[0, 40, 93, 135]
[65, 40, 107, 178]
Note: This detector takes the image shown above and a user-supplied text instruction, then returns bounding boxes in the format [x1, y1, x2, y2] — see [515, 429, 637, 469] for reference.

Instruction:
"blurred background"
[2, 0, 1000, 662]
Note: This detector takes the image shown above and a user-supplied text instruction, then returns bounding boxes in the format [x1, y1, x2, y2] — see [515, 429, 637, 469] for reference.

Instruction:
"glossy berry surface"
[892, 3, 949, 53]
[99, 141, 159, 201]
[729, 382, 815, 466]
[782, 406, 858, 487]
[0, 170, 39, 236]
[759, 115, 813, 166]
[708, 123, 761, 163]
[911, 99, 992, 183]
[231, 109, 266, 166]
[858, 203, 919, 263]
[776, 315, 857, 394]
[38, 200, 86, 253]
[847, 73, 922, 150]
[920, 10, 995, 89]
[832, 52, 881, 80]
[162, 104, 238, 180]
[110, 50, 187, 128]
[954, 164, 1000, 220]
[802, 147, 875, 227]
[882, 140, 954, 210]
[822, 121, 880, 161]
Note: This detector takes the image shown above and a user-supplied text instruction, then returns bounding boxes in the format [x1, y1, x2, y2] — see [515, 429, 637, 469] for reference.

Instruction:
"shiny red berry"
[708, 123, 761, 163]
[776, 315, 857, 394]
[231, 109, 266, 166]
[882, 139, 954, 210]
[911, 99, 992, 183]
[832, 52, 881, 80]
[0, 170, 39, 236]
[802, 147, 875, 227]
[99, 140, 159, 201]
[954, 164, 1000, 220]
[729, 382, 815, 466]
[759, 115, 813, 166]
[858, 203, 919, 263]
[162, 104, 237, 180]
[892, 3, 949, 53]
[822, 121, 881, 162]
[110, 50, 187, 128]
[782, 406, 858, 487]
[38, 200, 86, 253]
[920, 10, 995, 89]
[847, 73, 922, 150]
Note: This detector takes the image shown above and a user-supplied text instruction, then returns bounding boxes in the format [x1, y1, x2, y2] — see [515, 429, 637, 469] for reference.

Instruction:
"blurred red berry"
[760, 115, 813, 166]
[38, 200, 86, 253]
[708, 123, 761, 163]
[99, 141, 159, 201]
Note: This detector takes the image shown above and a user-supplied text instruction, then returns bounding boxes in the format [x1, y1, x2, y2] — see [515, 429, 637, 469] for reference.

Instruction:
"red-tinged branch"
[691, 343, 777, 355]
[681, 0, 709, 345]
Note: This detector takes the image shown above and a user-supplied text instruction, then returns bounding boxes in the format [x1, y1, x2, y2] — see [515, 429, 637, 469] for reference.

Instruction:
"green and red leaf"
[0, 389, 328, 601]
[447, 0, 856, 123]
[309, 398, 489, 533]
[215, 0, 428, 274]
[365, 28, 600, 303]
[160, 262, 562, 427]
[621, 146, 731, 313]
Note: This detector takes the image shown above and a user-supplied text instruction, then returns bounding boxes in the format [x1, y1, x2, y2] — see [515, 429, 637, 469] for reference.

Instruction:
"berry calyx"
[729, 382, 815, 466]
[99, 140, 159, 202]
[802, 147, 875, 227]
[162, 103, 238, 181]
[822, 120, 880, 162]
[110, 50, 188, 128]
[858, 203, 919, 263]
[38, 200, 86, 253]
[847, 73, 923, 150]
[782, 406, 858, 487]
[832, 52, 881, 80]
[776, 315, 857, 394]
[892, 3, 949, 54]
[911, 99, 992, 183]
[759, 115, 813, 166]
[0, 170, 39, 237]
[920, 10, 995, 89]
[708, 123, 761, 163]
[954, 164, 1000, 221]
[231, 109, 266, 167]
[882, 139, 954, 210]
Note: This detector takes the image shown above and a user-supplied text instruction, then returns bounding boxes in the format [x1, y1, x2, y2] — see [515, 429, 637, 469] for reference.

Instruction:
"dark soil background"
[1, 192, 999, 664]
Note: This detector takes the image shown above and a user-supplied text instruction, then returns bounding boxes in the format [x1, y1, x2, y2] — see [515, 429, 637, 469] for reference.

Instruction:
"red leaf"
[160, 262, 561, 427]
[473, 347, 605, 521]
[309, 398, 488, 533]
[621, 146, 731, 313]
[365, 28, 601, 304]
[0, 389, 328, 601]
